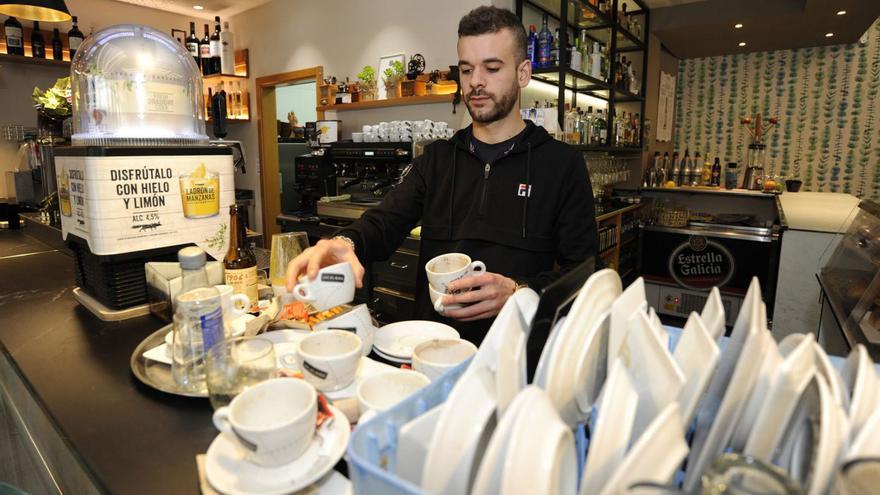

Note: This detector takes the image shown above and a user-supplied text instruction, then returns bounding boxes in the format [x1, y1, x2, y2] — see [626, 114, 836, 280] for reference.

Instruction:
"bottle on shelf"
[590, 42, 601, 80]
[224, 204, 258, 305]
[4, 16, 24, 56]
[551, 28, 560, 67]
[210, 16, 222, 74]
[186, 21, 200, 70]
[51, 28, 63, 61]
[537, 14, 552, 68]
[620, 2, 628, 25]
[647, 151, 660, 187]
[710, 157, 722, 186]
[234, 81, 244, 119]
[67, 16, 84, 59]
[579, 30, 589, 72]
[31, 21, 45, 59]
[527, 25, 537, 68]
[594, 108, 607, 145]
[632, 113, 641, 146]
[200, 23, 211, 76]
[582, 107, 594, 145]
[573, 108, 584, 145]
[220, 21, 235, 75]
[725, 162, 739, 189]
[564, 105, 576, 144]
[171, 247, 224, 393]
[661, 152, 670, 180]
[692, 151, 702, 185]
[671, 151, 681, 186]
[570, 29, 582, 71]
[701, 154, 712, 185]
[679, 149, 690, 186]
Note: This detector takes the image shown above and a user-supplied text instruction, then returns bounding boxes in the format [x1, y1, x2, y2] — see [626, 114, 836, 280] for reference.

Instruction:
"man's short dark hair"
[458, 6, 528, 63]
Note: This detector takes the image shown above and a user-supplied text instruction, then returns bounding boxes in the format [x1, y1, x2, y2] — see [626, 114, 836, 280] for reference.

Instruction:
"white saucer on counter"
[372, 321, 459, 361]
[205, 405, 350, 495]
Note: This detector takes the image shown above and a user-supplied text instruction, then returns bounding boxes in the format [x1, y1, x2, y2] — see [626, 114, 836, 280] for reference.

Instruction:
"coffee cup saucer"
[205, 405, 350, 495]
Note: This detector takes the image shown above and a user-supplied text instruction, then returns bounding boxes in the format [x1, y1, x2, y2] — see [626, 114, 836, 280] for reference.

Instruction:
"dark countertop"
[0, 229, 216, 494]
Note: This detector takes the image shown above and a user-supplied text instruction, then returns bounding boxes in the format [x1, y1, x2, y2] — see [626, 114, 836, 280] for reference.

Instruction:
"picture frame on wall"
[378, 53, 405, 100]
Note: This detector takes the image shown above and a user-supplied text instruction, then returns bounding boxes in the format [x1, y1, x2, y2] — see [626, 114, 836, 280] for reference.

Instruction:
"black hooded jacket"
[338, 120, 600, 344]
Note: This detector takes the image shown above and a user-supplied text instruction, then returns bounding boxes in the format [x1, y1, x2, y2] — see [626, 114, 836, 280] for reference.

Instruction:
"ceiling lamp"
[734, 23, 743, 29]
[0, 0, 72, 22]
[738, 42, 746, 47]
[825, 32, 834, 38]
[836, 10, 846, 16]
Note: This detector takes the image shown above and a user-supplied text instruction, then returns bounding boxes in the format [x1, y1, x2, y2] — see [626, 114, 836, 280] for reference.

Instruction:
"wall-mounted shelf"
[203, 49, 250, 123]
[318, 93, 455, 112]
[0, 52, 70, 68]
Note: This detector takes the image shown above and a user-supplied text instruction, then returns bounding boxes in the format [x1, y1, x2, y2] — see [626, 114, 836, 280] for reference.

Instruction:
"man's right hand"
[285, 237, 366, 290]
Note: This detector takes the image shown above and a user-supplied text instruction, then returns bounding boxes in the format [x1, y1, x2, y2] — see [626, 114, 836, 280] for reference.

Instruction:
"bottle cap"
[178, 246, 207, 269]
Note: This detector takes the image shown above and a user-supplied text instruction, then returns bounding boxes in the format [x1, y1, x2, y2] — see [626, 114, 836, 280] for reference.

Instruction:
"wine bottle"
[31, 21, 45, 59]
[537, 14, 552, 68]
[186, 21, 200, 70]
[67, 16, 83, 59]
[224, 204, 258, 307]
[4, 16, 23, 56]
[200, 23, 211, 76]
[51, 28, 63, 60]
[220, 21, 235, 75]
[527, 25, 537, 68]
[210, 16, 221, 75]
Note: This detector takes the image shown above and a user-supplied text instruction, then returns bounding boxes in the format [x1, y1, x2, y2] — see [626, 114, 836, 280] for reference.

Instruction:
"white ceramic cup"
[412, 339, 478, 381]
[214, 284, 250, 323]
[296, 330, 362, 392]
[292, 262, 356, 311]
[428, 283, 463, 315]
[313, 304, 376, 356]
[356, 369, 430, 419]
[271, 283, 296, 306]
[425, 253, 486, 294]
[352, 132, 364, 143]
[212, 378, 317, 467]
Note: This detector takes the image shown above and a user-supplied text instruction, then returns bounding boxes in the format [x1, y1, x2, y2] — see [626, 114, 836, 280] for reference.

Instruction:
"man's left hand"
[441, 272, 518, 322]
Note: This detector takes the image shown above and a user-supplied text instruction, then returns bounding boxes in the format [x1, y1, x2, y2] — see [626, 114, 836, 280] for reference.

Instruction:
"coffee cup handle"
[293, 283, 315, 302]
[468, 261, 486, 275]
[230, 294, 250, 317]
[213, 406, 233, 434]
[359, 409, 378, 424]
[433, 298, 446, 315]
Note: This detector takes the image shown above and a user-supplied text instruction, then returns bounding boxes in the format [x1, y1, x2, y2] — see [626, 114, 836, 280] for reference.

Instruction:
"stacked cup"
[425, 253, 485, 316]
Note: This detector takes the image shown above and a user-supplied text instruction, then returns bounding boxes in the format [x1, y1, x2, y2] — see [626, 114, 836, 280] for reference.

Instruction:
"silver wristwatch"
[333, 235, 356, 252]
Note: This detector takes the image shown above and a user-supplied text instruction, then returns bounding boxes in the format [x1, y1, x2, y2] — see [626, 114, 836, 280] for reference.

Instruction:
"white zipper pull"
[484, 163, 491, 179]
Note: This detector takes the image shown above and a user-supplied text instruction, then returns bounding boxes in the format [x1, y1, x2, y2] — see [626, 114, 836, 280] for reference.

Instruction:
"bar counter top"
[0, 229, 216, 494]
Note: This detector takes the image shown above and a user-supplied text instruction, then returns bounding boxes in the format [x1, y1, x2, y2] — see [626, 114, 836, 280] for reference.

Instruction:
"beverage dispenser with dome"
[55, 24, 235, 316]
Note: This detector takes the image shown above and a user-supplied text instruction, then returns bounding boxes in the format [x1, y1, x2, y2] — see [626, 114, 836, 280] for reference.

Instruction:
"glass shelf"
[524, 0, 612, 31]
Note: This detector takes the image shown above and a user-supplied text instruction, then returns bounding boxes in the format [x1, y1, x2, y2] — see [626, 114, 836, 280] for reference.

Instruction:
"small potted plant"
[32, 76, 71, 138]
[382, 60, 405, 99]
[357, 65, 377, 101]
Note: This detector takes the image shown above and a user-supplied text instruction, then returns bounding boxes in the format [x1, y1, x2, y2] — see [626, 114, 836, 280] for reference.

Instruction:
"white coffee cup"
[356, 369, 430, 420]
[293, 262, 356, 311]
[297, 330, 362, 392]
[271, 283, 296, 306]
[352, 132, 364, 143]
[313, 304, 376, 356]
[212, 378, 317, 467]
[412, 339, 478, 381]
[425, 253, 486, 294]
[428, 283, 464, 315]
[214, 284, 250, 324]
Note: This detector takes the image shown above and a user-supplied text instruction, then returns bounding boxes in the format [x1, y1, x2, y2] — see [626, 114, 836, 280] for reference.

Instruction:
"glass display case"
[818, 199, 880, 358]
[70, 24, 208, 146]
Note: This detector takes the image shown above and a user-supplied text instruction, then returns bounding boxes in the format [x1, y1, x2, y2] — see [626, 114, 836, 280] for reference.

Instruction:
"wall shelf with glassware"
[317, 94, 455, 112]
[516, 0, 649, 150]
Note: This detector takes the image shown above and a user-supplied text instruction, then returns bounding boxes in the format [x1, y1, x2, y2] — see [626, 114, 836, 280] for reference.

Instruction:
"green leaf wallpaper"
[674, 19, 880, 197]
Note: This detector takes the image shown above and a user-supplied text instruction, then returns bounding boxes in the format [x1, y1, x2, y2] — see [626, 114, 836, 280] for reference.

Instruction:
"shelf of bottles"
[516, 0, 648, 151]
[203, 49, 251, 122]
[1, 15, 86, 65]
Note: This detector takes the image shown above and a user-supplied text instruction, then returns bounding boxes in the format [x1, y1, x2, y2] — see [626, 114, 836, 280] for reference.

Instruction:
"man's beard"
[464, 79, 520, 124]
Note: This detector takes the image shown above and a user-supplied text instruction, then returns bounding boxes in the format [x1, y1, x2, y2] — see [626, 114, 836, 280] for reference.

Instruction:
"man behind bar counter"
[286, 6, 600, 345]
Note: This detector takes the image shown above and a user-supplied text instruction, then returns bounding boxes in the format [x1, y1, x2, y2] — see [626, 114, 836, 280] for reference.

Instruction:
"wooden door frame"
[255, 66, 324, 238]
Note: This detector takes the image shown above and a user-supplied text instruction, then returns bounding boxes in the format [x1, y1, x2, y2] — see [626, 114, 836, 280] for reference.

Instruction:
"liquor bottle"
[527, 25, 537, 68]
[649, 151, 660, 187]
[701, 155, 712, 185]
[620, 2, 628, 25]
[591, 42, 601, 79]
[594, 108, 607, 145]
[210, 17, 222, 74]
[564, 106, 576, 144]
[679, 149, 690, 186]
[234, 81, 244, 118]
[579, 30, 589, 71]
[569, 30, 582, 71]
[671, 151, 680, 186]
[4, 16, 23, 55]
[31, 22, 45, 58]
[224, 204, 258, 306]
[211, 81, 228, 138]
[51, 28, 63, 60]
[172, 247, 224, 392]
[725, 162, 738, 189]
[220, 21, 235, 75]
[551, 28, 560, 67]
[186, 22, 200, 70]
[583, 107, 594, 145]
[711, 157, 722, 186]
[200, 24, 211, 76]
[67, 16, 84, 59]
[537, 14, 552, 68]
[633, 113, 641, 146]
[692, 151, 702, 185]
[573, 108, 584, 145]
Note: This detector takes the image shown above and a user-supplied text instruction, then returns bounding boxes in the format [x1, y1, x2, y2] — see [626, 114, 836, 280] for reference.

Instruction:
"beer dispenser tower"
[56, 24, 235, 318]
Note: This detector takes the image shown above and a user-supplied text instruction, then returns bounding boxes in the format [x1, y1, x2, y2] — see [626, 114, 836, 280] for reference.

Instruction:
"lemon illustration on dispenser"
[58, 164, 72, 217]
[179, 163, 220, 218]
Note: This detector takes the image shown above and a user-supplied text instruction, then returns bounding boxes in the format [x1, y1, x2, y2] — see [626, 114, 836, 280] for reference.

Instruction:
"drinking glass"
[268, 232, 310, 287]
[702, 453, 803, 495]
[206, 336, 277, 410]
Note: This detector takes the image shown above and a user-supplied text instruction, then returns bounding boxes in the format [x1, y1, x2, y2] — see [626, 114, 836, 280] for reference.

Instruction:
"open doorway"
[255, 66, 324, 237]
